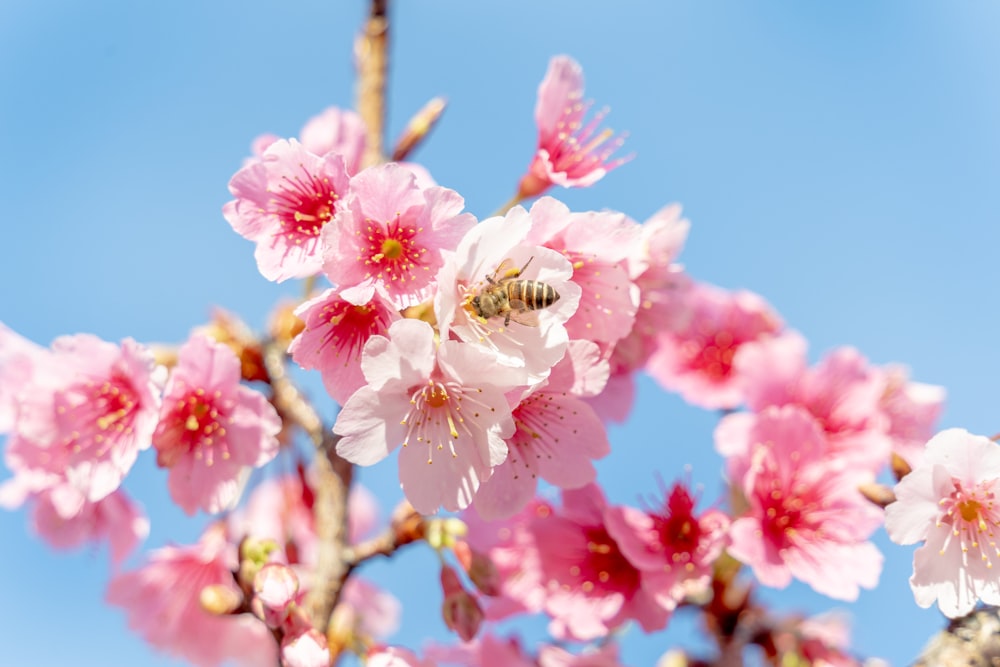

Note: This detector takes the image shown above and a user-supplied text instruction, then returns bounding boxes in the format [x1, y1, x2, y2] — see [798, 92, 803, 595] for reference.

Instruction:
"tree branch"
[356, 0, 389, 168]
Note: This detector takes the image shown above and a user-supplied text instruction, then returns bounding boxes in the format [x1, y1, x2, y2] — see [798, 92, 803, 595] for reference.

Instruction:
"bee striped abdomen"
[509, 280, 559, 310]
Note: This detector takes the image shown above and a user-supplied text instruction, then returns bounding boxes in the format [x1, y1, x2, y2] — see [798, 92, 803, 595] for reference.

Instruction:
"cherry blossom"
[368, 646, 438, 667]
[323, 163, 475, 308]
[473, 340, 610, 520]
[526, 197, 641, 346]
[224, 138, 351, 282]
[153, 335, 281, 515]
[0, 332, 162, 515]
[434, 205, 581, 384]
[885, 428, 1000, 618]
[605, 481, 729, 612]
[298, 106, 367, 174]
[289, 286, 401, 405]
[717, 405, 884, 600]
[877, 364, 945, 468]
[646, 281, 782, 410]
[30, 488, 148, 565]
[735, 331, 893, 473]
[518, 55, 628, 199]
[334, 319, 523, 513]
[107, 525, 276, 667]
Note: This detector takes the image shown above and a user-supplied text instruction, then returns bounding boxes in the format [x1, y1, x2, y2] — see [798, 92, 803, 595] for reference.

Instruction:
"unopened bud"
[281, 628, 330, 667]
[890, 451, 912, 482]
[198, 309, 268, 382]
[391, 97, 447, 162]
[440, 565, 483, 642]
[425, 517, 467, 550]
[859, 481, 896, 508]
[253, 563, 299, 627]
[390, 501, 425, 546]
[199, 584, 242, 616]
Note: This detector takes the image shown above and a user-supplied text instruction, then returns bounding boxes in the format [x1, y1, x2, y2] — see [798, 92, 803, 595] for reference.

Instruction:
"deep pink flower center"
[653, 488, 703, 558]
[574, 527, 640, 595]
[681, 330, 738, 381]
[320, 301, 388, 361]
[540, 102, 622, 179]
[58, 374, 141, 459]
[938, 478, 1000, 565]
[756, 481, 824, 547]
[272, 169, 339, 243]
[157, 388, 233, 467]
[362, 215, 425, 284]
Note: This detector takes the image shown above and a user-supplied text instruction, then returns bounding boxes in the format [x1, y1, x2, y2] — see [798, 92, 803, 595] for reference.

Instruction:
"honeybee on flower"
[467, 257, 561, 328]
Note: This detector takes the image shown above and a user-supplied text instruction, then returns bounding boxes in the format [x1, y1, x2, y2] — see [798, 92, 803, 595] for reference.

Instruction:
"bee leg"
[504, 313, 511, 327]
[517, 256, 534, 276]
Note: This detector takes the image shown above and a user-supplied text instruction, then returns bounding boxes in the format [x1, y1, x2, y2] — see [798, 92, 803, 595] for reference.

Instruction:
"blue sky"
[2, 1, 999, 665]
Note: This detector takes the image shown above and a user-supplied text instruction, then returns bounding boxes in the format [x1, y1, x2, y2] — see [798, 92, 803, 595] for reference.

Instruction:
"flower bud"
[199, 584, 242, 616]
[238, 536, 280, 589]
[281, 628, 330, 667]
[253, 563, 299, 627]
[439, 565, 483, 642]
[391, 97, 447, 162]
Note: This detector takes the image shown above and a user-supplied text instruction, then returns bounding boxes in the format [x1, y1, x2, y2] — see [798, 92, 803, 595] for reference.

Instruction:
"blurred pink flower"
[886, 428, 1000, 618]
[538, 643, 625, 667]
[878, 364, 945, 468]
[153, 335, 281, 515]
[334, 320, 522, 513]
[434, 205, 581, 384]
[717, 406, 883, 600]
[368, 646, 438, 667]
[338, 576, 401, 641]
[107, 525, 276, 667]
[647, 282, 782, 410]
[736, 331, 892, 473]
[30, 487, 148, 565]
[474, 341, 610, 520]
[518, 55, 628, 199]
[605, 482, 729, 611]
[224, 138, 350, 282]
[289, 286, 400, 405]
[281, 628, 330, 667]
[322, 163, 475, 308]
[0, 331, 161, 514]
[298, 106, 367, 174]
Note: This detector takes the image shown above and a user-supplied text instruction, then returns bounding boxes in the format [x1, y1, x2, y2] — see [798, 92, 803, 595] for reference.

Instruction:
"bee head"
[471, 296, 481, 308]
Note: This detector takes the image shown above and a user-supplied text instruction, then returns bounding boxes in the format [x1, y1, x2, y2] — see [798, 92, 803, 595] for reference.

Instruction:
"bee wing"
[491, 257, 522, 281]
[506, 300, 540, 327]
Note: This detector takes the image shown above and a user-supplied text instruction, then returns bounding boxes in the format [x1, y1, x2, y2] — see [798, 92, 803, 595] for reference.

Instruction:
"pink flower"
[367, 646, 437, 667]
[153, 335, 281, 515]
[107, 525, 277, 667]
[735, 331, 892, 473]
[322, 163, 475, 308]
[646, 282, 782, 410]
[885, 428, 1000, 618]
[0, 322, 45, 432]
[30, 488, 148, 565]
[538, 643, 625, 667]
[333, 319, 522, 513]
[717, 406, 884, 600]
[878, 364, 945, 467]
[604, 482, 729, 612]
[288, 287, 400, 405]
[298, 106, 367, 174]
[337, 577, 401, 640]
[223, 138, 351, 282]
[526, 197, 641, 346]
[424, 634, 532, 667]
[488, 485, 669, 641]
[473, 341, 610, 520]
[589, 205, 691, 423]
[251, 106, 366, 175]
[518, 56, 628, 199]
[253, 563, 299, 627]
[0, 332, 161, 513]
[434, 205, 581, 384]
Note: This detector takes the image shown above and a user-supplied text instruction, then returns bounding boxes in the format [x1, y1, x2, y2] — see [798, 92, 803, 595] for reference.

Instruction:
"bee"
[469, 257, 560, 327]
